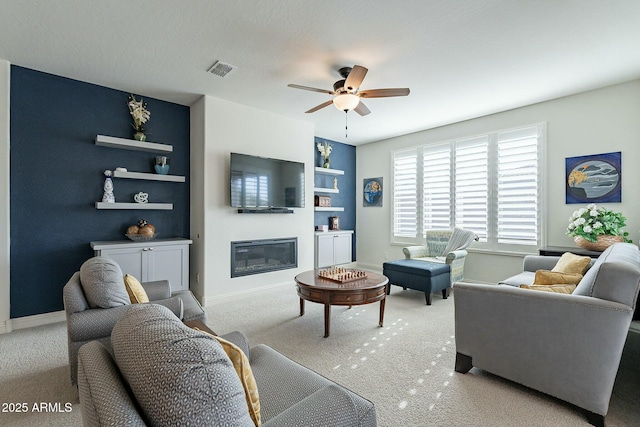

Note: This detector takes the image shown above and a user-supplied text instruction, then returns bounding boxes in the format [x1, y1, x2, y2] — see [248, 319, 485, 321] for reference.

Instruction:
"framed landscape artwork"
[363, 177, 383, 207]
[565, 151, 621, 204]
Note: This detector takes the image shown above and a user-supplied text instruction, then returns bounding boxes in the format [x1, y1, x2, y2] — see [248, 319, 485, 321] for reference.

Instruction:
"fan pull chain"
[345, 111, 348, 138]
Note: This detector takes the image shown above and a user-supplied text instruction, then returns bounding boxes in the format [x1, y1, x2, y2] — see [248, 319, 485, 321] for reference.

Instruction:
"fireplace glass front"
[231, 237, 297, 277]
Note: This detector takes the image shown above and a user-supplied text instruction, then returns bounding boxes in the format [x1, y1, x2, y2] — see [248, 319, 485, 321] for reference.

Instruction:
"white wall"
[356, 80, 640, 283]
[191, 95, 315, 306]
[189, 96, 206, 302]
[0, 60, 10, 333]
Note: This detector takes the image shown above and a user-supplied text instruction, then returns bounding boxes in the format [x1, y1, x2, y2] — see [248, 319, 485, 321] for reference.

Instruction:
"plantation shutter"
[258, 175, 269, 207]
[496, 126, 539, 245]
[454, 136, 489, 240]
[393, 149, 418, 238]
[423, 144, 452, 231]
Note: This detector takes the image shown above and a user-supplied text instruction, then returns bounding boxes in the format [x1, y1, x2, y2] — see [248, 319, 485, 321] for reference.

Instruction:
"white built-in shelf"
[313, 187, 339, 193]
[95, 135, 173, 153]
[315, 206, 344, 212]
[95, 202, 173, 210]
[112, 170, 185, 182]
[315, 167, 344, 176]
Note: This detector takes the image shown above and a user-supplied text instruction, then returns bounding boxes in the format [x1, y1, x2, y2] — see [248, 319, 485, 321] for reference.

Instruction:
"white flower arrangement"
[317, 142, 332, 160]
[128, 94, 151, 132]
[566, 203, 630, 242]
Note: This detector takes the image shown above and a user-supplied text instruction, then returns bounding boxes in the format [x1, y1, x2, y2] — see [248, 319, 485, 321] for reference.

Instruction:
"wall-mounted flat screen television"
[230, 152, 305, 209]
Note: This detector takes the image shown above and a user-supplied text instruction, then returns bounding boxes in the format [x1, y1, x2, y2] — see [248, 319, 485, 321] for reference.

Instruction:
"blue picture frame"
[566, 151, 621, 204]
[363, 177, 383, 207]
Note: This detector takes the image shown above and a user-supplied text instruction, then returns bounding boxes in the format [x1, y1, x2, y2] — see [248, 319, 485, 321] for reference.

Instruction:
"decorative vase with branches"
[128, 94, 151, 141]
[317, 142, 332, 168]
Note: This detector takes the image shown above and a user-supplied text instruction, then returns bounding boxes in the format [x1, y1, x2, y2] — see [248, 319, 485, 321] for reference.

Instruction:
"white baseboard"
[6, 310, 66, 332]
[355, 261, 383, 273]
[0, 319, 10, 334]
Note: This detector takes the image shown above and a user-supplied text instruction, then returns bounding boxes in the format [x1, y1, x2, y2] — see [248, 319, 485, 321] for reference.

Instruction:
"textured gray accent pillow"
[111, 304, 254, 427]
[79, 257, 130, 309]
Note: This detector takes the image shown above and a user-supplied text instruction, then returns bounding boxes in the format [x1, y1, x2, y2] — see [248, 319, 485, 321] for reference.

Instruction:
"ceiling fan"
[287, 65, 410, 116]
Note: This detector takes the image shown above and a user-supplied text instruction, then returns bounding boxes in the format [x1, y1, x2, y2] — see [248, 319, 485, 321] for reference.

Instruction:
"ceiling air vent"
[208, 60, 237, 78]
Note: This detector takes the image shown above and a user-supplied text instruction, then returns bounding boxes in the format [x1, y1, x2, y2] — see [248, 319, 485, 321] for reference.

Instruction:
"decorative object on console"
[316, 225, 328, 232]
[314, 195, 331, 207]
[329, 216, 340, 230]
[126, 219, 156, 240]
[566, 151, 621, 204]
[128, 93, 151, 141]
[317, 141, 332, 168]
[133, 192, 149, 204]
[363, 177, 383, 207]
[566, 203, 630, 250]
[318, 266, 368, 283]
[102, 170, 115, 203]
[154, 156, 170, 175]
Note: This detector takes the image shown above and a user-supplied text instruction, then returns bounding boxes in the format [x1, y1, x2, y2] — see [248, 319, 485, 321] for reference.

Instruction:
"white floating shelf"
[314, 206, 344, 212]
[96, 135, 173, 153]
[95, 202, 173, 210]
[113, 170, 185, 182]
[313, 187, 339, 193]
[315, 167, 344, 175]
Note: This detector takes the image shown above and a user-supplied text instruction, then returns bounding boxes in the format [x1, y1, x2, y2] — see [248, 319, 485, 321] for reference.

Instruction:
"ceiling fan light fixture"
[333, 93, 360, 111]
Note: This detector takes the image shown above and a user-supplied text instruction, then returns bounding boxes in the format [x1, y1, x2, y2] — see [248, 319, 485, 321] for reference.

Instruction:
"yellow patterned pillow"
[520, 284, 577, 294]
[551, 252, 591, 275]
[123, 274, 149, 304]
[212, 335, 260, 426]
[533, 270, 582, 285]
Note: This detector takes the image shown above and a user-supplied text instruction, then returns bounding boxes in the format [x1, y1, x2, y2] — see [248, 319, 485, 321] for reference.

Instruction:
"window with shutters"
[392, 149, 418, 239]
[391, 123, 545, 252]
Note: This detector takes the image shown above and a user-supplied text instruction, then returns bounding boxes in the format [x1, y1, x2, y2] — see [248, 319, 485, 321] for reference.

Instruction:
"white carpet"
[0, 284, 638, 426]
[210, 284, 640, 427]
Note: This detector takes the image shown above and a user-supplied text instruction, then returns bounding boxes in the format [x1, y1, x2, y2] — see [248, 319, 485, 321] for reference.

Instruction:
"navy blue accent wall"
[9, 66, 190, 318]
[314, 137, 356, 260]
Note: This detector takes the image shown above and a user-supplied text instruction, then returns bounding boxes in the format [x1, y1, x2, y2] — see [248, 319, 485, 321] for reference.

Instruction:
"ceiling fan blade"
[288, 84, 335, 95]
[344, 65, 368, 92]
[358, 88, 410, 98]
[354, 101, 371, 116]
[305, 100, 334, 113]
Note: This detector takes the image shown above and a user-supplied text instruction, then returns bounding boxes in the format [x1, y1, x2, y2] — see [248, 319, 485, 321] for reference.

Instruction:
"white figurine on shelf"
[102, 170, 115, 203]
[334, 177, 338, 190]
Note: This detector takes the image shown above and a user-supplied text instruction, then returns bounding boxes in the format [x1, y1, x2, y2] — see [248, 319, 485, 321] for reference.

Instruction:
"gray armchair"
[63, 257, 206, 384]
[453, 243, 640, 426]
[403, 228, 478, 283]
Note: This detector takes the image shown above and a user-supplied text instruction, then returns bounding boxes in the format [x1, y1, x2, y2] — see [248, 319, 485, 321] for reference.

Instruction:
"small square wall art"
[566, 151, 621, 204]
[363, 177, 383, 207]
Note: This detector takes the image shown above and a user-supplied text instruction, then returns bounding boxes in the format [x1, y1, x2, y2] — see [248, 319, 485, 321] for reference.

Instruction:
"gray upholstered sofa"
[63, 256, 207, 384]
[77, 304, 376, 427]
[453, 243, 640, 427]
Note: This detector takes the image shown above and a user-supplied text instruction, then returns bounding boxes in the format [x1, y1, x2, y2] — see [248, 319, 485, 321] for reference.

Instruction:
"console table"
[538, 245, 602, 259]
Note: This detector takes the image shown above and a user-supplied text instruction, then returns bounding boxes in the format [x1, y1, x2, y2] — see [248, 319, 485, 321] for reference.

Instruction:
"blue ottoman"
[383, 259, 451, 305]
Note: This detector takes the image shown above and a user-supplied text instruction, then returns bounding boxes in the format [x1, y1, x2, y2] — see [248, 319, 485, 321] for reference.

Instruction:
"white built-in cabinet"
[91, 238, 192, 292]
[315, 230, 353, 268]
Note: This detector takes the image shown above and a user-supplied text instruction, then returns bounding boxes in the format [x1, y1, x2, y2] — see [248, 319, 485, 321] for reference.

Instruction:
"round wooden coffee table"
[294, 270, 389, 337]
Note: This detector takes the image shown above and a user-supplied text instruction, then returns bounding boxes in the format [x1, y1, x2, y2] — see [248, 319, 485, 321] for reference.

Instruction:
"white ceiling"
[1, 1, 639, 145]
